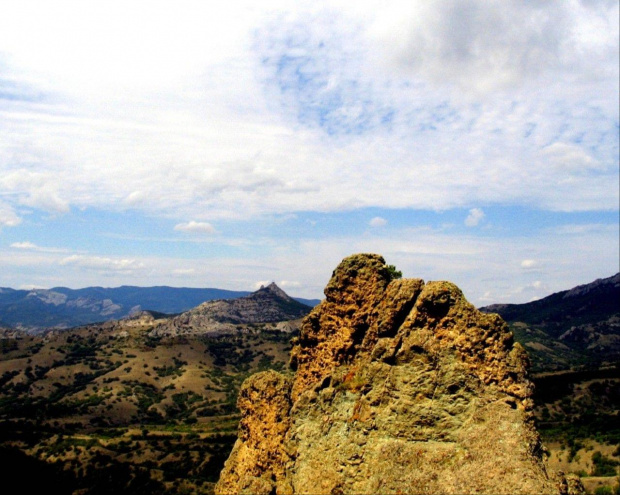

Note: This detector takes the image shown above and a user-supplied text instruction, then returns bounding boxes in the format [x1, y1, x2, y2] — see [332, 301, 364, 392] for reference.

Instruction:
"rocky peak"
[215, 254, 583, 495]
[256, 282, 296, 302]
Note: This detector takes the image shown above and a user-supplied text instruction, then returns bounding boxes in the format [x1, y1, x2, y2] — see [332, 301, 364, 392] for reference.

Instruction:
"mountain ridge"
[480, 272, 620, 372]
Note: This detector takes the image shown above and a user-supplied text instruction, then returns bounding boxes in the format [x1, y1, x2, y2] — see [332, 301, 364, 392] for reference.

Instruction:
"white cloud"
[547, 223, 618, 235]
[465, 208, 485, 227]
[520, 259, 538, 269]
[0, 201, 21, 228]
[124, 191, 147, 206]
[0, 0, 615, 224]
[369, 216, 387, 227]
[254, 280, 272, 290]
[174, 221, 216, 234]
[172, 268, 196, 276]
[11, 241, 38, 250]
[1, 171, 69, 213]
[59, 255, 145, 274]
[0, 1, 616, 303]
[370, 0, 619, 93]
[0, 217, 616, 303]
[279, 280, 301, 289]
[512, 280, 548, 301]
[18, 284, 47, 290]
[542, 142, 602, 173]
[20, 187, 69, 213]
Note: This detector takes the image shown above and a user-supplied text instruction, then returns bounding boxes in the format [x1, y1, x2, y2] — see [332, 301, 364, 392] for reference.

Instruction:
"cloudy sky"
[0, 0, 618, 304]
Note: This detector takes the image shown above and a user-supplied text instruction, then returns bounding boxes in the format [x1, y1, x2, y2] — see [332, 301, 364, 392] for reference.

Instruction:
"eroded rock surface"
[216, 254, 583, 495]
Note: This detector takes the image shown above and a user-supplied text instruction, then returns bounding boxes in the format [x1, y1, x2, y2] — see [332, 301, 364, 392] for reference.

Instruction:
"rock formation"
[215, 254, 583, 495]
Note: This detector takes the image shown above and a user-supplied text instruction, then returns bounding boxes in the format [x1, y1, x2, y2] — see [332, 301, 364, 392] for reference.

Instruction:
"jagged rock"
[216, 254, 584, 495]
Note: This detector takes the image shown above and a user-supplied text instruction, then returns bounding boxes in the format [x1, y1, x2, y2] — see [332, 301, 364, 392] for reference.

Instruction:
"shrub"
[386, 264, 402, 280]
[592, 451, 619, 477]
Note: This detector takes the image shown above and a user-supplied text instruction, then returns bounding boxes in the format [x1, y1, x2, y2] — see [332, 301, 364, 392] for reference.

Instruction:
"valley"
[0, 317, 297, 494]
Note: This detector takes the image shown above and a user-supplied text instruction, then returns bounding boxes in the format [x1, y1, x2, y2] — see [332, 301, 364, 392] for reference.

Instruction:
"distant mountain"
[293, 296, 322, 308]
[150, 282, 312, 337]
[480, 273, 620, 372]
[0, 285, 319, 333]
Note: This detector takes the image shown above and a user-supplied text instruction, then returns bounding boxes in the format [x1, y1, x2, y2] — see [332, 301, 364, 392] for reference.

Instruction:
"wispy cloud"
[174, 221, 216, 234]
[10, 241, 69, 253]
[59, 255, 145, 275]
[0, 1, 616, 302]
[0, 1, 616, 223]
[0, 200, 21, 228]
[0, 218, 615, 303]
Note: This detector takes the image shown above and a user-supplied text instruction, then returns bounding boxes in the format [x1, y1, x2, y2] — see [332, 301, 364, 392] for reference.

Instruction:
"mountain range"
[0, 285, 320, 333]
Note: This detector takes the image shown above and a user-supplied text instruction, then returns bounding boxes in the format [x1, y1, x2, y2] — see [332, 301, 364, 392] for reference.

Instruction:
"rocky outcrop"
[215, 254, 583, 495]
[150, 283, 311, 337]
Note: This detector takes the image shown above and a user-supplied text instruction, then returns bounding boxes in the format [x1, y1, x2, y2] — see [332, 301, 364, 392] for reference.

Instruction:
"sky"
[0, 0, 618, 304]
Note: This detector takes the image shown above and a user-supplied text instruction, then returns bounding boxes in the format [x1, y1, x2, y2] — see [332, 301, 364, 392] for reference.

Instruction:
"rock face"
[215, 254, 583, 495]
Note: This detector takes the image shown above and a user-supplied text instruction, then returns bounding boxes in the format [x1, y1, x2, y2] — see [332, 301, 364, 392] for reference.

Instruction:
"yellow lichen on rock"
[215, 253, 584, 495]
[215, 370, 292, 495]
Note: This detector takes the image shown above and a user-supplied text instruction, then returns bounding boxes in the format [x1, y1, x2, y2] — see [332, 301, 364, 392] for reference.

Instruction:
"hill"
[150, 283, 312, 338]
[0, 285, 320, 334]
[480, 273, 620, 373]
[0, 286, 306, 494]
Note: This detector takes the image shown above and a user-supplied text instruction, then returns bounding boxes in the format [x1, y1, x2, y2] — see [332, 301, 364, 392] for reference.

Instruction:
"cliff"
[215, 254, 583, 495]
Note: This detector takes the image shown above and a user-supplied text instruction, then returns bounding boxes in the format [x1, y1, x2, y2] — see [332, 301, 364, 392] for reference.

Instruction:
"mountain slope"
[481, 273, 620, 372]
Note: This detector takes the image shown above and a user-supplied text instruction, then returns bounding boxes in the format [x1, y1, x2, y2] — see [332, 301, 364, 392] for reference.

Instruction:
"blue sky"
[0, 0, 618, 304]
